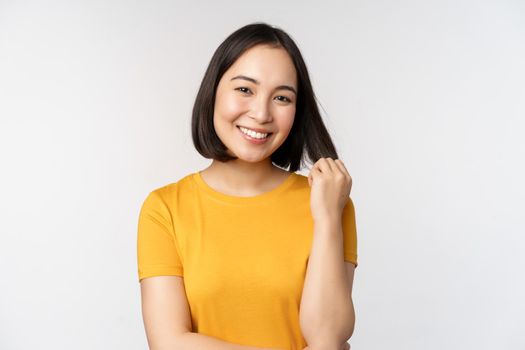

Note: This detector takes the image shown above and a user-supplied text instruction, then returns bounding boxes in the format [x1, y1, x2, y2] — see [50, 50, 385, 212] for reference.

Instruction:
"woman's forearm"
[171, 332, 285, 350]
[299, 218, 355, 350]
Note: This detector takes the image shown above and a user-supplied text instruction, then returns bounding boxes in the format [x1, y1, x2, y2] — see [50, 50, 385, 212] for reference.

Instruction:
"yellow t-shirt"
[137, 171, 358, 350]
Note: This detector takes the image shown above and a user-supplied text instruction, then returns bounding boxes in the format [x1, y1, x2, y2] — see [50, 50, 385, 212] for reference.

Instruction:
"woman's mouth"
[236, 126, 273, 144]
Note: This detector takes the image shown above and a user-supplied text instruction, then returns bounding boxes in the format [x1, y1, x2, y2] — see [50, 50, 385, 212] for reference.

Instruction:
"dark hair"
[191, 22, 339, 172]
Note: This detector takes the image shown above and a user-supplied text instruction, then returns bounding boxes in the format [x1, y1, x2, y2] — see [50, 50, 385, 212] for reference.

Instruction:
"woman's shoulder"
[144, 172, 197, 201]
[292, 171, 308, 182]
[289, 171, 309, 188]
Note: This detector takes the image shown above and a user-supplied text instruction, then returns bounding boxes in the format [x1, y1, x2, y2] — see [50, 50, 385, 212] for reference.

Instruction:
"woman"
[137, 22, 357, 350]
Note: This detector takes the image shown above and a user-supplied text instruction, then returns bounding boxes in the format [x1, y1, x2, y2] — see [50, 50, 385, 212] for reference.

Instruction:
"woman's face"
[213, 44, 297, 163]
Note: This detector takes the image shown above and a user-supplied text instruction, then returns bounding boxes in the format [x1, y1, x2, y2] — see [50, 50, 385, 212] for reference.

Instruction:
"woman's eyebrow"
[230, 75, 297, 95]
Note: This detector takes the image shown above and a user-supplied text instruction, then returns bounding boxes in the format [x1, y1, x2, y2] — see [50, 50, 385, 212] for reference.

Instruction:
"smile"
[236, 126, 272, 144]
[237, 126, 272, 139]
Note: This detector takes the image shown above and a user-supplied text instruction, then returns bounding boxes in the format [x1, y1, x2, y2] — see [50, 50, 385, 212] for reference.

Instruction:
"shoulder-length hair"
[191, 22, 339, 172]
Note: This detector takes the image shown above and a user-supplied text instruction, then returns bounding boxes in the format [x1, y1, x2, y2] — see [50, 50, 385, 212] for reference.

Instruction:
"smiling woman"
[211, 43, 297, 162]
[137, 22, 358, 350]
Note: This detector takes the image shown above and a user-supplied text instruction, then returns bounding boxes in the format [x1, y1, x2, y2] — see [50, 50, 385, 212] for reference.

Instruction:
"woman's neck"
[199, 159, 289, 197]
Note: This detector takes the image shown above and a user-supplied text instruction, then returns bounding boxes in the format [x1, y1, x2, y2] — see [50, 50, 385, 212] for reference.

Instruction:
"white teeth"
[239, 126, 269, 139]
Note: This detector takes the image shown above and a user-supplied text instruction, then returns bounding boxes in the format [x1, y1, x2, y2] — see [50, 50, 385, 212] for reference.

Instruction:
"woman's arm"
[299, 219, 356, 350]
[175, 333, 349, 350]
[303, 342, 351, 350]
[175, 332, 285, 350]
[300, 158, 356, 350]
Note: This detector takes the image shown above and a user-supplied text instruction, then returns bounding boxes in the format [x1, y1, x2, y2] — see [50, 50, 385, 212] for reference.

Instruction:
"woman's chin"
[233, 151, 271, 163]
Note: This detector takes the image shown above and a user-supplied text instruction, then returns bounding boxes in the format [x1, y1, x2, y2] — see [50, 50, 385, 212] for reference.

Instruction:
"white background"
[1, 0, 524, 349]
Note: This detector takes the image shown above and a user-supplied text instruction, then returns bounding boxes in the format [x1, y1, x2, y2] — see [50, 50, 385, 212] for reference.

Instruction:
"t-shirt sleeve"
[342, 196, 358, 268]
[136, 190, 183, 282]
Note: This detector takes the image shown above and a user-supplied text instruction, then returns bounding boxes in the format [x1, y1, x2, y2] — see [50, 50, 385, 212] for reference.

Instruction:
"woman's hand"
[301, 342, 350, 350]
[307, 157, 353, 224]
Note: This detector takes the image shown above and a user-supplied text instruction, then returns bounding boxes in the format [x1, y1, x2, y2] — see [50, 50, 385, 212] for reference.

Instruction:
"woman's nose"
[250, 97, 272, 123]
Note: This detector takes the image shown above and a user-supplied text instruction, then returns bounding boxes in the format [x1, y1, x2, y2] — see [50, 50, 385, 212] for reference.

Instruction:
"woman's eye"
[236, 87, 251, 94]
[277, 96, 292, 102]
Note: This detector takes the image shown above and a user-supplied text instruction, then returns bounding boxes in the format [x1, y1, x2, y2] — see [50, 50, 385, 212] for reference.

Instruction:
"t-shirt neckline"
[192, 170, 298, 205]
